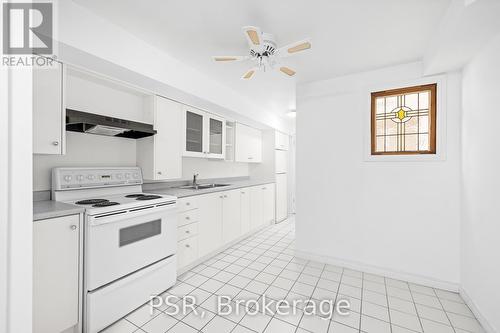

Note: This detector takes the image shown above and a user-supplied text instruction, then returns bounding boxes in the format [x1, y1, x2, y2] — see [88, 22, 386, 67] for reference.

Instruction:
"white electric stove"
[52, 167, 178, 333]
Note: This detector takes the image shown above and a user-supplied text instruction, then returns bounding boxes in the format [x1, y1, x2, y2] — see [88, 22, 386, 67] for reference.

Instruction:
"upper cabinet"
[137, 96, 183, 180]
[235, 123, 262, 163]
[33, 58, 65, 154]
[183, 107, 226, 159]
[275, 131, 289, 151]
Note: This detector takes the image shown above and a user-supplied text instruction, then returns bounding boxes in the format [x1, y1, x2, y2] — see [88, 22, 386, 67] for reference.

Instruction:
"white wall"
[33, 132, 137, 191]
[461, 34, 500, 333]
[182, 158, 249, 181]
[296, 62, 462, 288]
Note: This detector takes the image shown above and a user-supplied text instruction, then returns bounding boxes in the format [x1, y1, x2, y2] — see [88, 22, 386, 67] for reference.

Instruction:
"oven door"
[86, 203, 177, 291]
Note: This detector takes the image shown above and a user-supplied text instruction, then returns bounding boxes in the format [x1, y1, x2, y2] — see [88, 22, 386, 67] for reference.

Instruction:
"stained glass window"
[371, 84, 436, 155]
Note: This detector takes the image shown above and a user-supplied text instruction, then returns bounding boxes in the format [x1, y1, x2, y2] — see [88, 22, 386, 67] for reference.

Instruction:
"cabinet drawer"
[178, 222, 198, 241]
[177, 236, 198, 269]
[178, 209, 199, 227]
[177, 196, 198, 212]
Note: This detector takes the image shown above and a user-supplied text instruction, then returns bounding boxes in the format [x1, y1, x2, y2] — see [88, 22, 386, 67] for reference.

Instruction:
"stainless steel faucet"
[192, 173, 199, 186]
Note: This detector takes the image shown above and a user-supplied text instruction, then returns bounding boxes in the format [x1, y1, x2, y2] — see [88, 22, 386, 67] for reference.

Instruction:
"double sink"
[178, 183, 231, 190]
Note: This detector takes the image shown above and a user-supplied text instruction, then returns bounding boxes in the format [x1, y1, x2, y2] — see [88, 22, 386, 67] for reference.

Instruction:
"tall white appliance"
[52, 167, 178, 333]
[275, 131, 289, 222]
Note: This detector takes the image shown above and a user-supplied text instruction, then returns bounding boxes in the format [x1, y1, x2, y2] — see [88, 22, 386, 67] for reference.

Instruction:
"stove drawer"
[177, 236, 198, 269]
[178, 209, 199, 227]
[178, 222, 198, 241]
[177, 197, 198, 212]
[86, 255, 176, 333]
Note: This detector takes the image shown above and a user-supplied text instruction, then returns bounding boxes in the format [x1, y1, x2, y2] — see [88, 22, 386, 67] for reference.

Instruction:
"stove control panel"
[52, 167, 143, 190]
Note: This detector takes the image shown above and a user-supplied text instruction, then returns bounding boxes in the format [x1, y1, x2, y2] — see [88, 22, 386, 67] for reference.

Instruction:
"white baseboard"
[294, 249, 460, 292]
[460, 287, 497, 333]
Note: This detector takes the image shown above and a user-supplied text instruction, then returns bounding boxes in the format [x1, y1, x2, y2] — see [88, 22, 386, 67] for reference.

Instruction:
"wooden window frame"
[371, 83, 437, 155]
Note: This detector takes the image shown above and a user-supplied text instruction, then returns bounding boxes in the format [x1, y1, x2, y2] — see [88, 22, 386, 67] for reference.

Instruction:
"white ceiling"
[73, 0, 450, 115]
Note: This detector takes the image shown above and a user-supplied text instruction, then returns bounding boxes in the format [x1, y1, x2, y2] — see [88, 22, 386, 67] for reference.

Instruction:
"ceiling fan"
[212, 26, 311, 80]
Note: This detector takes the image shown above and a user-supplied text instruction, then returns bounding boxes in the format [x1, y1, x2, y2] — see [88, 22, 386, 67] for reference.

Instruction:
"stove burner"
[136, 195, 162, 200]
[75, 199, 109, 205]
[92, 201, 120, 207]
[125, 194, 146, 198]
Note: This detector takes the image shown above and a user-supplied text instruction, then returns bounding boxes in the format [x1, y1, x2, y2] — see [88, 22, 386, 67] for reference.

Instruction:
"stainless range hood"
[65, 109, 156, 139]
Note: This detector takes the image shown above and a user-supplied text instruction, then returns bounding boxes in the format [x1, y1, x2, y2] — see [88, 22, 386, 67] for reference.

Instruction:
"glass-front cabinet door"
[184, 108, 205, 157]
[183, 107, 226, 159]
[207, 114, 225, 159]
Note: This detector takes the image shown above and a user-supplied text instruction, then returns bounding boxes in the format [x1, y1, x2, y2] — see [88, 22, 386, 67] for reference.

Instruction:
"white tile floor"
[102, 219, 484, 333]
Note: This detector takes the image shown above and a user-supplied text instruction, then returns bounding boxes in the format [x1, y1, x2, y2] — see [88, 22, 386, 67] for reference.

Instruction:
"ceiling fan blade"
[241, 68, 256, 80]
[279, 66, 296, 76]
[277, 39, 311, 57]
[242, 26, 263, 49]
[212, 56, 249, 62]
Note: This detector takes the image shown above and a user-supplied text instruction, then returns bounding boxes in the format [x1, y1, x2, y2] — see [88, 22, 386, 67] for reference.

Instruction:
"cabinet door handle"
[185, 230, 190, 234]
[185, 244, 190, 248]
[186, 202, 190, 206]
[52, 141, 59, 146]
[224, 195, 227, 198]
[262, 187, 266, 190]
[219, 195, 223, 199]
[157, 171, 162, 175]
[185, 216, 190, 220]
[70, 225, 77, 230]
[241, 192, 245, 194]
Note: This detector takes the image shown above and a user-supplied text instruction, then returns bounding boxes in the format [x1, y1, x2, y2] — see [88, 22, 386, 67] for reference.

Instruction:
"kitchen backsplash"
[33, 132, 250, 191]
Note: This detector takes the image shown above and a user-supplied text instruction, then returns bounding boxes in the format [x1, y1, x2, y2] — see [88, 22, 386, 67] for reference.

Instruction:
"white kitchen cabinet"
[262, 184, 275, 224]
[276, 174, 288, 222]
[197, 192, 224, 257]
[275, 131, 289, 151]
[275, 150, 288, 173]
[33, 214, 80, 333]
[222, 189, 241, 243]
[33, 58, 65, 154]
[137, 96, 183, 180]
[235, 123, 262, 163]
[240, 188, 250, 235]
[177, 236, 199, 269]
[249, 186, 263, 230]
[183, 107, 226, 159]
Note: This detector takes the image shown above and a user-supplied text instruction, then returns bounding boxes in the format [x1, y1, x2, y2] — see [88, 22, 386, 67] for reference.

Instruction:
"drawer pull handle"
[224, 195, 227, 198]
[186, 202, 190, 206]
[185, 230, 190, 234]
[52, 141, 59, 146]
[70, 225, 77, 230]
[185, 216, 190, 220]
[185, 244, 190, 248]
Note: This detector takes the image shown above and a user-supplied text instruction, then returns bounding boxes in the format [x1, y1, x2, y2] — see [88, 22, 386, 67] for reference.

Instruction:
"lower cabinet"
[197, 192, 223, 258]
[249, 186, 263, 230]
[276, 173, 288, 222]
[240, 188, 250, 234]
[33, 214, 80, 333]
[177, 183, 274, 271]
[177, 236, 199, 268]
[222, 189, 242, 243]
[250, 184, 275, 230]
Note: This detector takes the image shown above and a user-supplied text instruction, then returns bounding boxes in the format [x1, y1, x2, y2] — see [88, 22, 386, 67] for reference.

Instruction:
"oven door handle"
[88, 203, 177, 226]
